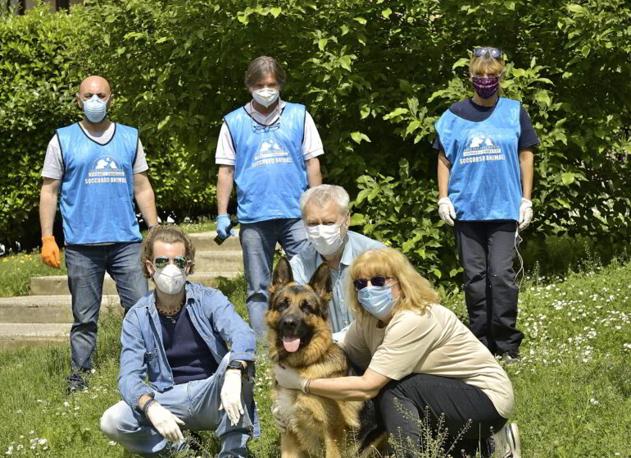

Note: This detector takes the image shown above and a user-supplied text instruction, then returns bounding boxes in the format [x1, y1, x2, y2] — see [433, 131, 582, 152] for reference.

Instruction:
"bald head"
[78, 75, 111, 101]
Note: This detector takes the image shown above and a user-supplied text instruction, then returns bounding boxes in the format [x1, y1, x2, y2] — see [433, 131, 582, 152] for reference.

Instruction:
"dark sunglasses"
[473, 47, 502, 59]
[353, 276, 390, 290]
[153, 256, 188, 270]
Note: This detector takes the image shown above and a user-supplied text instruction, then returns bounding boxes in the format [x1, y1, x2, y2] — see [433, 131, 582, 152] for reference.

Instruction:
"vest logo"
[460, 134, 505, 165]
[84, 156, 127, 185]
[251, 140, 293, 168]
[95, 157, 119, 170]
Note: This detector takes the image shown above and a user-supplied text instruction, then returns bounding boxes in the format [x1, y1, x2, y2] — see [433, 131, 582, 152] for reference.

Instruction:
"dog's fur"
[267, 257, 363, 458]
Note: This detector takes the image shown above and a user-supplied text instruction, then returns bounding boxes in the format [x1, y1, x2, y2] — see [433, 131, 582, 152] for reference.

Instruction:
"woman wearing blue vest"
[434, 47, 539, 361]
[215, 56, 323, 340]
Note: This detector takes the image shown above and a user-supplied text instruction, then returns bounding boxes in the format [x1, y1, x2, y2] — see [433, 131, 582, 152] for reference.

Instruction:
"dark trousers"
[374, 374, 506, 457]
[454, 221, 524, 356]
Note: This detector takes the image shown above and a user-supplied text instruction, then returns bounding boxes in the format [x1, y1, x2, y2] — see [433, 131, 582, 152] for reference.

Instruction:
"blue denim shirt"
[118, 282, 256, 410]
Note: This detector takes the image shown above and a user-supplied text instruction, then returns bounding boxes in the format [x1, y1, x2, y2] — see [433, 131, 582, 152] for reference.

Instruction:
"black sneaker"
[66, 372, 88, 394]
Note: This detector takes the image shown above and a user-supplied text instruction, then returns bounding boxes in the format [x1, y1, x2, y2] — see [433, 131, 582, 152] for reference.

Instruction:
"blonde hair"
[469, 55, 505, 77]
[347, 247, 440, 318]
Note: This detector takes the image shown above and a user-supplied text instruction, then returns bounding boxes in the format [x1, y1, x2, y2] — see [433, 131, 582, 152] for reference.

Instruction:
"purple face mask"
[472, 75, 500, 99]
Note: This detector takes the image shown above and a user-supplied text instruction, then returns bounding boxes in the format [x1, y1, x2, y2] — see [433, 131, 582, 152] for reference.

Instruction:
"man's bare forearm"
[39, 179, 60, 236]
[216, 165, 234, 215]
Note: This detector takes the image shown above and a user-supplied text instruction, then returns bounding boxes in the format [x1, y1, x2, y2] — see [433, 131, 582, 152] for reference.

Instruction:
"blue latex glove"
[216, 214, 233, 239]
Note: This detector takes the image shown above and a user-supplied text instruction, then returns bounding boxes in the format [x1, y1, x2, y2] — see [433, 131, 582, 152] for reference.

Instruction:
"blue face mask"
[358, 285, 394, 320]
[82, 94, 108, 123]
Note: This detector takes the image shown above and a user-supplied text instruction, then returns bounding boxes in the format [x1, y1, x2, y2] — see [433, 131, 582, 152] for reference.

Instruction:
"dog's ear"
[270, 257, 294, 295]
[309, 262, 332, 301]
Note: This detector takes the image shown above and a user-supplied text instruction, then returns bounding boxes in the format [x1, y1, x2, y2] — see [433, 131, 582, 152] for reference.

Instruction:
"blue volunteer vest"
[57, 122, 142, 244]
[224, 103, 308, 223]
[435, 97, 522, 221]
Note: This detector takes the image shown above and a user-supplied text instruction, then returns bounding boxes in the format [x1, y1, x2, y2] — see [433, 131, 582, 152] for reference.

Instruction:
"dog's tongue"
[282, 336, 301, 353]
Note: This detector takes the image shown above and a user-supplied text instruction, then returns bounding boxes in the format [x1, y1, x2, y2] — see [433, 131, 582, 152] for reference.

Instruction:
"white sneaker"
[493, 422, 521, 458]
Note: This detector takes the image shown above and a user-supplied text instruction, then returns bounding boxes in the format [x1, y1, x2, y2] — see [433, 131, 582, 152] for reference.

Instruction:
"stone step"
[194, 250, 243, 272]
[0, 322, 70, 342]
[0, 295, 122, 323]
[189, 231, 241, 251]
[30, 272, 242, 296]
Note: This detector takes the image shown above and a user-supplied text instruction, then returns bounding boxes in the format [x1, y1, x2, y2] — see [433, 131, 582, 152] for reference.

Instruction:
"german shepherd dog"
[267, 257, 363, 458]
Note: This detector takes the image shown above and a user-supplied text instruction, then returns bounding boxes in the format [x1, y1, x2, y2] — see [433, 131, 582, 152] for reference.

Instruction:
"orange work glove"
[41, 235, 61, 268]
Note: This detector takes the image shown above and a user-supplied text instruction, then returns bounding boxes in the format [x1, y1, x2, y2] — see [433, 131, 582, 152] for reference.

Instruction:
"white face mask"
[306, 223, 345, 256]
[252, 87, 279, 108]
[82, 94, 108, 123]
[153, 264, 186, 295]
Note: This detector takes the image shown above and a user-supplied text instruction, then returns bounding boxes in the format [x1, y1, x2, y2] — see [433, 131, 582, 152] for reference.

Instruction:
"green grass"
[1, 261, 630, 456]
[0, 221, 217, 298]
[0, 252, 67, 296]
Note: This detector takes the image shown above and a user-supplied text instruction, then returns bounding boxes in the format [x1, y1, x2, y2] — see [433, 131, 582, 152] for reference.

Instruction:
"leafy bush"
[0, 0, 629, 264]
[0, 7, 89, 244]
[352, 159, 460, 287]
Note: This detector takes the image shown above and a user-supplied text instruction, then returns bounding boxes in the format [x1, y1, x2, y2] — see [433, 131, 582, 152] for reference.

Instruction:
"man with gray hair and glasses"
[290, 184, 384, 340]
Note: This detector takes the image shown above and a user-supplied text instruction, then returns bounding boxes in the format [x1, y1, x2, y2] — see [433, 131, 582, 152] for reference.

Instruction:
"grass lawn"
[1, 256, 630, 456]
[0, 221, 216, 297]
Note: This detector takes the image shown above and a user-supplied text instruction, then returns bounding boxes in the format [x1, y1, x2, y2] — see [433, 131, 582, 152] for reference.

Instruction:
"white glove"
[331, 324, 350, 343]
[438, 197, 456, 226]
[145, 401, 185, 443]
[219, 369, 244, 426]
[273, 364, 308, 392]
[270, 400, 288, 432]
[518, 198, 533, 230]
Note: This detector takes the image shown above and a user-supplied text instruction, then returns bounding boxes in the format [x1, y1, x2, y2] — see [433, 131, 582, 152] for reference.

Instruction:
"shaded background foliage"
[1, 0, 629, 282]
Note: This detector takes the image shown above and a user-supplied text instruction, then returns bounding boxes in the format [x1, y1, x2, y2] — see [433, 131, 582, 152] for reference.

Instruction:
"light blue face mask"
[358, 285, 394, 320]
[82, 94, 108, 123]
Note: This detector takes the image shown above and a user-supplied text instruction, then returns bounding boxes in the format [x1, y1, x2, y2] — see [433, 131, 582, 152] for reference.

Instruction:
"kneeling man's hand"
[145, 401, 185, 442]
[220, 369, 244, 426]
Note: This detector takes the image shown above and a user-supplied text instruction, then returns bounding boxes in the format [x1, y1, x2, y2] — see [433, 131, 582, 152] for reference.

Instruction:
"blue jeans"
[239, 218, 308, 340]
[100, 354, 254, 457]
[65, 242, 147, 371]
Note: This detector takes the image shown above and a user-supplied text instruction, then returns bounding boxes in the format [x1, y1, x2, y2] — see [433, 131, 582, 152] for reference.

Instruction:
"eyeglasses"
[153, 256, 188, 270]
[473, 47, 502, 59]
[353, 276, 391, 290]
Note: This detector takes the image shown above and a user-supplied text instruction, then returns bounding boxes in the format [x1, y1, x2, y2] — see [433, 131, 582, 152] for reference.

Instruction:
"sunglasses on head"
[353, 276, 391, 290]
[473, 47, 502, 59]
[153, 256, 188, 270]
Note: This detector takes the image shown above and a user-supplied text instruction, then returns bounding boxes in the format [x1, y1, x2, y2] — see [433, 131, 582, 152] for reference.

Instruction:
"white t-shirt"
[41, 122, 149, 179]
[215, 100, 324, 165]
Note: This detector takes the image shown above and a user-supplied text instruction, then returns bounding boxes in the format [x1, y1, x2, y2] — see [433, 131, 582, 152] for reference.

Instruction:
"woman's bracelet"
[302, 378, 312, 394]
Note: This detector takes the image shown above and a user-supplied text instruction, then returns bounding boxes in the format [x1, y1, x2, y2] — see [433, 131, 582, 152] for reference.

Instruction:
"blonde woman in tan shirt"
[274, 247, 520, 457]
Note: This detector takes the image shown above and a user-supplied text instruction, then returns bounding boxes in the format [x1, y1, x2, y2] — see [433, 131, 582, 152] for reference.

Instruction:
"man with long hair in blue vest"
[39, 75, 158, 393]
[215, 56, 323, 341]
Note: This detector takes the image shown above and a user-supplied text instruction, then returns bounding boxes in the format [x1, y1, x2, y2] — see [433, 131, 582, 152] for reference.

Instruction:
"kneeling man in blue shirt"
[290, 185, 384, 341]
[101, 225, 257, 457]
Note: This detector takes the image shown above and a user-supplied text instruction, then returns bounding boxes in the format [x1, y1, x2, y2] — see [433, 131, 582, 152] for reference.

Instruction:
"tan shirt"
[341, 304, 514, 418]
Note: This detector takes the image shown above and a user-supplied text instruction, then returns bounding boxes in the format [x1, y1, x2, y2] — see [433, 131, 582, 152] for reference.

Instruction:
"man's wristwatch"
[227, 360, 247, 372]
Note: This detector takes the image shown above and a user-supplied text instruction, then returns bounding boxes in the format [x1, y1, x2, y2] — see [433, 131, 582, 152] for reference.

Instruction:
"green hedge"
[0, 1, 629, 280]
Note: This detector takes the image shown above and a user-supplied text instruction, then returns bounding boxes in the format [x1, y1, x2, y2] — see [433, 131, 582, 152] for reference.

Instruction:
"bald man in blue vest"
[39, 75, 158, 393]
